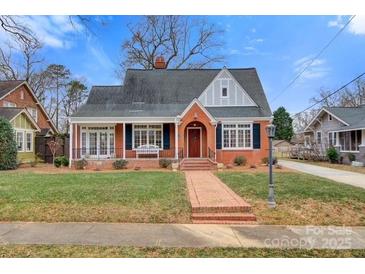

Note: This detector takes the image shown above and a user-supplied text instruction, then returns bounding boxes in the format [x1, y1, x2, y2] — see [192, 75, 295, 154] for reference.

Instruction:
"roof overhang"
[329, 127, 365, 133]
[303, 107, 349, 132]
[10, 109, 41, 132]
[0, 81, 58, 133]
[70, 116, 177, 124]
[178, 98, 216, 124]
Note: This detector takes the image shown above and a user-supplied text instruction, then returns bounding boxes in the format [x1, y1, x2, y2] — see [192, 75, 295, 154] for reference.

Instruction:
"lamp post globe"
[266, 124, 276, 208]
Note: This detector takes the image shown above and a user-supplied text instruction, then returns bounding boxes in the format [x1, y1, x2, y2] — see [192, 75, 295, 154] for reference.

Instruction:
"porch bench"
[135, 144, 160, 158]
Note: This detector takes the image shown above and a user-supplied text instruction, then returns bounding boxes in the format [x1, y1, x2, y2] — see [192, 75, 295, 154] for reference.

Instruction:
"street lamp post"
[265, 124, 276, 208]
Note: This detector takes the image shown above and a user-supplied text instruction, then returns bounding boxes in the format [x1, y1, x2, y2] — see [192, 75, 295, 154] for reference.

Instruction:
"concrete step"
[192, 212, 257, 222]
[192, 205, 252, 213]
[180, 159, 216, 171]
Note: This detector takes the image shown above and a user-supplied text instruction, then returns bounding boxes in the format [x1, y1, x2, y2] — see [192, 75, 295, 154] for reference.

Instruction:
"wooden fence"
[35, 136, 69, 164]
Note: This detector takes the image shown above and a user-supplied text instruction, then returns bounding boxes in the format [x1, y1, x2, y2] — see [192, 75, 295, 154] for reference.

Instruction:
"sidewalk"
[279, 160, 365, 190]
[1, 222, 365, 249]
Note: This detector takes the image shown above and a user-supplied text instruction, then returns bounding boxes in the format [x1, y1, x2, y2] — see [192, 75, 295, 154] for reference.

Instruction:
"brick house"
[70, 59, 272, 169]
[0, 80, 57, 162]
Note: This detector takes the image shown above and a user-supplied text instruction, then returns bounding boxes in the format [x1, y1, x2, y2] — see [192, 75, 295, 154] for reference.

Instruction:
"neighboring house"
[273, 139, 293, 157]
[0, 80, 58, 163]
[70, 58, 272, 169]
[304, 105, 365, 164]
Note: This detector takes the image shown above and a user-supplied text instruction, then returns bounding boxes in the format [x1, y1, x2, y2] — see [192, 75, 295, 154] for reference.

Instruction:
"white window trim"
[186, 127, 202, 158]
[14, 129, 34, 152]
[3, 101, 17, 107]
[339, 130, 362, 153]
[316, 131, 322, 144]
[221, 123, 253, 150]
[27, 107, 38, 123]
[220, 79, 229, 99]
[80, 126, 116, 158]
[132, 124, 164, 150]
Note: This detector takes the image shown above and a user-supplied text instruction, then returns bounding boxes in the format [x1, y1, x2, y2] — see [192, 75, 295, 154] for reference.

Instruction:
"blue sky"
[1, 15, 365, 113]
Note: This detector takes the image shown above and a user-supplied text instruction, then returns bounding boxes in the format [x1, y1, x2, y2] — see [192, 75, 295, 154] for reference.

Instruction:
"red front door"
[188, 128, 201, 157]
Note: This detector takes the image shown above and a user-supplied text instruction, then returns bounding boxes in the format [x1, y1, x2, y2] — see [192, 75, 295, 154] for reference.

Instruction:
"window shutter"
[253, 123, 261, 149]
[163, 124, 170, 149]
[125, 124, 132, 150]
[216, 123, 222, 149]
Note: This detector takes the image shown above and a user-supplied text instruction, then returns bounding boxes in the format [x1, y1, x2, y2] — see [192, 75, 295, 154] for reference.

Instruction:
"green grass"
[0, 171, 190, 223]
[217, 172, 365, 225]
[0, 245, 364, 258]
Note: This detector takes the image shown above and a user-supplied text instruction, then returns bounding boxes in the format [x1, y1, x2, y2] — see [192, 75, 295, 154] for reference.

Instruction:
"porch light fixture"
[265, 124, 276, 208]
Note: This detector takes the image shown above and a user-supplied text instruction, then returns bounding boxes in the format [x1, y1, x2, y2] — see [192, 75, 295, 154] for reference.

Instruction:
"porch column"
[175, 122, 178, 159]
[69, 122, 73, 168]
[123, 123, 126, 159]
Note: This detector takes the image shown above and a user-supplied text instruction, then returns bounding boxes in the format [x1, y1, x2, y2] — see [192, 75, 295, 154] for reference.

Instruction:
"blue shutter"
[125, 124, 132, 150]
[163, 124, 170, 149]
[253, 123, 261, 149]
[216, 123, 222, 149]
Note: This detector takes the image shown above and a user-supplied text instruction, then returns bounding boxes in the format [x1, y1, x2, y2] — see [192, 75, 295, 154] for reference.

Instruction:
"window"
[20, 90, 24, 100]
[133, 124, 162, 148]
[328, 114, 332, 121]
[316, 131, 322, 144]
[3, 101, 16, 107]
[81, 132, 87, 155]
[304, 136, 311, 147]
[27, 107, 37, 122]
[339, 130, 362, 152]
[16, 132, 24, 151]
[222, 123, 252, 149]
[109, 133, 114, 155]
[328, 132, 337, 147]
[25, 132, 32, 151]
[221, 79, 228, 98]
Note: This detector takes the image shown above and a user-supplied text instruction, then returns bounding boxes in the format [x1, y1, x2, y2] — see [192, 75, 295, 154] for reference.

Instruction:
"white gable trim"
[179, 98, 216, 123]
[198, 68, 257, 107]
[304, 108, 349, 132]
[10, 109, 41, 132]
[0, 81, 58, 133]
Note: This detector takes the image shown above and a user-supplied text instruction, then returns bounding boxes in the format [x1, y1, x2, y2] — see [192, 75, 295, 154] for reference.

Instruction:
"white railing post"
[69, 121, 73, 168]
[175, 122, 178, 159]
[123, 123, 126, 159]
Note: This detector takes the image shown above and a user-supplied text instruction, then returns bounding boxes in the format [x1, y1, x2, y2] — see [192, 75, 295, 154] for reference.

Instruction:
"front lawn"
[0, 172, 190, 223]
[1, 245, 364, 258]
[217, 172, 365, 225]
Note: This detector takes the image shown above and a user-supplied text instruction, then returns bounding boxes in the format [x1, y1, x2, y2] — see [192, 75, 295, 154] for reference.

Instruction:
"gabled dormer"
[198, 68, 257, 107]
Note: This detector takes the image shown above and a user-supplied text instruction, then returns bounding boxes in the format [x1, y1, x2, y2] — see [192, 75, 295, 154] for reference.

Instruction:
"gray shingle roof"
[326, 105, 365, 131]
[73, 68, 271, 118]
[0, 107, 24, 120]
[0, 80, 24, 99]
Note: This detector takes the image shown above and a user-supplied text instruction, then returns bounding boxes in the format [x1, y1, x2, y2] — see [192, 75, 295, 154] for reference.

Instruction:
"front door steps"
[180, 158, 217, 171]
[185, 171, 256, 224]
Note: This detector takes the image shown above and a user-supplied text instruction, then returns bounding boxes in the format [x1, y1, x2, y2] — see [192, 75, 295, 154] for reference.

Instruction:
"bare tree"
[119, 16, 224, 74]
[0, 16, 37, 45]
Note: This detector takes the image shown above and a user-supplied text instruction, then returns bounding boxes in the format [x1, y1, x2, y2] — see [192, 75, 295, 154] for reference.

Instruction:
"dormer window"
[221, 79, 228, 98]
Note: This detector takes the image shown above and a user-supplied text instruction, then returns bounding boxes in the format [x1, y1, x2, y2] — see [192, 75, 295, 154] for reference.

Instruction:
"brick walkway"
[184, 171, 256, 224]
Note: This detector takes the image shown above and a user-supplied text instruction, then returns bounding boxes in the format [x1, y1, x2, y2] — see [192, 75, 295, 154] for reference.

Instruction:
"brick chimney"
[154, 56, 166, 69]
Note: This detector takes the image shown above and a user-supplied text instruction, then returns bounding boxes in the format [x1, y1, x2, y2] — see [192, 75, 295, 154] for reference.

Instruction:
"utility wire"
[292, 72, 365, 118]
[272, 15, 356, 103]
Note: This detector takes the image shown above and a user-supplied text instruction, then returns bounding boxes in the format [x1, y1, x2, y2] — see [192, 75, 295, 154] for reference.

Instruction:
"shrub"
[261, 156, 278, 165]
[113, 159, 128, 169]
[326, 147, 339, 163]
[234, 155, 247, 166]
[61, 156, 69, 167]
[54, 156, 62, 168]
[75, 159, 88, 170]
[348, 153, 356, 162]
[250, 164, 257, 169]
[159, 158, 172, 168]
[53, 155, 69, 167]
[0, 117, 18, 170]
